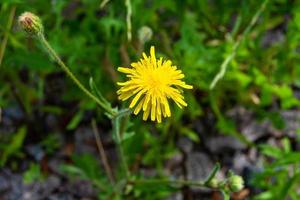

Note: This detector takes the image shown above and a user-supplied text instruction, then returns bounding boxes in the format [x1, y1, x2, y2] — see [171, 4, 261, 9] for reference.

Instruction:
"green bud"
[125, 183, 133, 195]
[18, 12, 43, 36]
[207, 177, 219, 188]
[227, 175, 244, 192]
[138, 26, 152, 44]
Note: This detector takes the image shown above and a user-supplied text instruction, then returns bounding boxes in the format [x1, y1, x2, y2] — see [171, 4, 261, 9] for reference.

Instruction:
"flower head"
[18, 12, 43, 36]
[117, 46, 193, 123]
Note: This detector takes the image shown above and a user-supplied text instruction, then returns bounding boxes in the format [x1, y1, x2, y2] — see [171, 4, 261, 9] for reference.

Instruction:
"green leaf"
[40, 134, 61, 154]
[253, 191, 274, 200]
[72, 154, 103, 180]
[1, 0, 22, 4]
[278, 173, 300, 200]
[23, 163, 43, 184]
[0, 126, 27, 166]
[67, 110, 83, 130]
[271, 152, 300, 166]
[232, 71, 252, 88]
[221, 190, 230, 200]
[180, 127, 200, 143]
[122, 131, 136, 141]
[282, 137, 291, 153]
[204, 163, 220, 185]
[259, 144, 283, 159]
[89, 77, 111, 108]
[59, 164, 87, 178]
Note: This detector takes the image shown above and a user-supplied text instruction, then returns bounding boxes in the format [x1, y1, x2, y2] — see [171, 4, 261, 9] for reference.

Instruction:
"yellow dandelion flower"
[117, 46, 193, 123]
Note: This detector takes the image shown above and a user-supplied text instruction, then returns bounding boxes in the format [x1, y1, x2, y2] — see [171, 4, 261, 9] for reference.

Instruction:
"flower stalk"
[129, 179, 207, 188]
[112, 115, 130, 178]
[38, 34, 116, 117]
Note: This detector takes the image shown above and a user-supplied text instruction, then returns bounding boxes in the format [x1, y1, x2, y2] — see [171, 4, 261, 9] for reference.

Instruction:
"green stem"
[0, 6, 16, 68]
[204, 163, 220, 185]
[100, 0, 111, 9]
[130, 179, 209, 188]
[37, 33, 116, 117]
[113, 116, 130, 178]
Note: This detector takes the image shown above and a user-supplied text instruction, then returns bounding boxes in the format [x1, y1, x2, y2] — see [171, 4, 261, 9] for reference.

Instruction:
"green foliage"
[0, 127, 26, 166]
[61, 153, 104, 182]
[59, 153, 109, 192]
[252, 140, 300, 200]
[40, 134, 62, 154]
[1, 0, 300, 199]
[23, 163, 44, 184]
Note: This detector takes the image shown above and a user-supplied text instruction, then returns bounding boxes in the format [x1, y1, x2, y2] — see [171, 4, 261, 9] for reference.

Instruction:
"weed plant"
[1, 0, 300, 199]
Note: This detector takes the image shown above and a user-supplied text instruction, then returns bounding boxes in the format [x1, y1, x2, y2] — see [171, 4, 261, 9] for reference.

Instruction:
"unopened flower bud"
[138, 26, 152, 44]
[207, 178, 219, 188]
[18, 12, 43, 36]
[227, 175, 244, 192]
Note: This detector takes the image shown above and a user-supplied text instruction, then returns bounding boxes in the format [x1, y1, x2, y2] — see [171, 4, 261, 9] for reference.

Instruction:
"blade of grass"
[91, 119, 115, 185]
[100, 0, 111, 9]
[125, 0, 132, 41]
[210, 0, 269, 89]
[0, 6, 16, 68]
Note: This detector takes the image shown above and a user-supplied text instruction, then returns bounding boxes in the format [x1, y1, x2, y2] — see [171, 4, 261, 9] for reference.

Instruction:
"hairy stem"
[37, 33, 116, 116]
[113, 116, 130, 178]
[130, 179, 208, 188]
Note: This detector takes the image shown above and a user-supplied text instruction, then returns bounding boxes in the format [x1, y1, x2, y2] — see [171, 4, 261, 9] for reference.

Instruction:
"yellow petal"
[150, 46, 156, 68]
[118, 67, 133, 74]
[134, 97, 145, 115]
[151, 97, 156, 121]
[143, 102, 151, 120]
[143, 94, 151, 111]
[129, 89, 146, 108]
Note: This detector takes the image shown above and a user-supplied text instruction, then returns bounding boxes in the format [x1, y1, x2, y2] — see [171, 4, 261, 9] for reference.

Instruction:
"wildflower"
[117, 46, 193, 123]
[18, 12, 43, 36]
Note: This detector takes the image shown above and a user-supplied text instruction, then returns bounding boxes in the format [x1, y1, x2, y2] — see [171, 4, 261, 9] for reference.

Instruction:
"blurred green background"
[1, 0, 300, 199]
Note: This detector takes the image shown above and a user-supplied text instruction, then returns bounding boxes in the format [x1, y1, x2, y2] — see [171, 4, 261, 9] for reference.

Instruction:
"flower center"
[145, 70, 165, 91]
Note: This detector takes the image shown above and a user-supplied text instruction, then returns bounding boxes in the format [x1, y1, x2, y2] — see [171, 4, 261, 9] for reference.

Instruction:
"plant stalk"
[92, 119, 115, 185]
[0, 6, 16, 68]
[130, 179, 209, 188]
[113, 116, 130, 178]
[37, 33, 116, 117]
